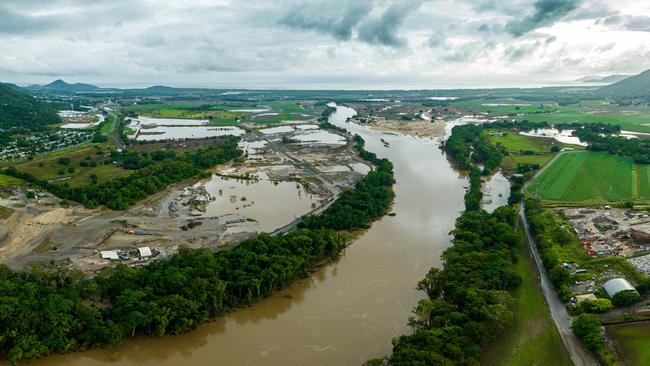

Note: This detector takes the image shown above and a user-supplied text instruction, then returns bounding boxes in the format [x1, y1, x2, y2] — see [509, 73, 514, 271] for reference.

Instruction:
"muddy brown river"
[25, 105, 467, 366]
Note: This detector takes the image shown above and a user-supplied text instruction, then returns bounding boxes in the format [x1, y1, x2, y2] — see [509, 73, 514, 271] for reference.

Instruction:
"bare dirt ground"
[0, 126, 368, 274]
[370, 119, 445, 138]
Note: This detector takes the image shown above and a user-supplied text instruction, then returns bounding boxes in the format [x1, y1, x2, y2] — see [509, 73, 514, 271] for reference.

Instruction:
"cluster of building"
[0, 130, 93, 160]
[100, 246, 161, 266]
[565, 208, 650, 258]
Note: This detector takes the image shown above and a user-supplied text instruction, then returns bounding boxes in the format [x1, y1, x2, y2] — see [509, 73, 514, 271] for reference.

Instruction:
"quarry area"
[0, 124, 370, 274]
[563, 207, 650, 259]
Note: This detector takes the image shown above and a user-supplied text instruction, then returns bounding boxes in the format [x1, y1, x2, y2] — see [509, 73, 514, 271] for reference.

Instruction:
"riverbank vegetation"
[481, 226, 571, 366]
[384, 206, 521, 365]
[301, 135, 394, 230]
[0, 133, 396, 365]
[363, 124, 525, 365]
[444, 124, 503, 210]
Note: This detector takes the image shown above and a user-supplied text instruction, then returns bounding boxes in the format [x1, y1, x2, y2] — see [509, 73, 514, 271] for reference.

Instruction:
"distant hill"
[578, 74, 631, 84]
[599, 69, 650, 96]
[0, 83, 60, 133]
[42, 79, 99, 91]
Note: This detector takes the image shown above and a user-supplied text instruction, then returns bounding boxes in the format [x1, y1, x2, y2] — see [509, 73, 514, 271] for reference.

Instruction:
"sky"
[1, 0, 650, 89]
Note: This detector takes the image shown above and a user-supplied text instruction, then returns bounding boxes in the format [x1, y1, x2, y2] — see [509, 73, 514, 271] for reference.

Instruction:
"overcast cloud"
[0, 0, 649, 88]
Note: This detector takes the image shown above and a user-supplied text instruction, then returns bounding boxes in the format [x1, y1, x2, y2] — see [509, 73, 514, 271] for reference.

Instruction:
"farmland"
[527, 151, 639, 204]
[453, 99, 650, 133]
[607, 322, 650, 366]
[487, 129, 580, 173]
[122, 103, 243, 124]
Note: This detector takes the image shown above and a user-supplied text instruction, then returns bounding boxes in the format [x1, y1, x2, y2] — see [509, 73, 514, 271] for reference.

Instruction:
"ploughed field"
[527, 151, 640, 203]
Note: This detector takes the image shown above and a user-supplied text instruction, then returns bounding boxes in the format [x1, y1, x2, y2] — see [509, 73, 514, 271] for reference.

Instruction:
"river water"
[26, 105, 467, 366]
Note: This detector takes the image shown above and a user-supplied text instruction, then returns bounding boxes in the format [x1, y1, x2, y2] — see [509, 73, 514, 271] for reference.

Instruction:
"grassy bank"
[482, 225, 572, 366]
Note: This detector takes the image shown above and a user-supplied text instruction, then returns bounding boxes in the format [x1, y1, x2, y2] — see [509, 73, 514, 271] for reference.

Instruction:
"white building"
[138, 246, 152, 258]
[603, 278, 637, 298]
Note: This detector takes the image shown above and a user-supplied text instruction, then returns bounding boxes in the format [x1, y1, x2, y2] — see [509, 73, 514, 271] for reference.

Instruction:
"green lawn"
[13, 143, 129, 186]
[528, 151, 637, 203]
[606, 322, 650, 366]
[488, 129, 577, 153]
[488, 129, 581, 174]
[0, 174, 23, 187]
[482, 226, 572, 366]
[501, 155, 555, 172]
[636, 164, 650, 200]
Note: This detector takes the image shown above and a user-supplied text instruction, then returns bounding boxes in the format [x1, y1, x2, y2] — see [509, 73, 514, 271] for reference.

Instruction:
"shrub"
[572, 314, 605, 353]
[611, 290, 640, 307]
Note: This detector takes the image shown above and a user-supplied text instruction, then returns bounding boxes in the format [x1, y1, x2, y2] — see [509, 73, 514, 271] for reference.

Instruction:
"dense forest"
[444, 124, 503, 174]
[0, 133, 395, 364]
[443, 124, 503, 210]
[3, 137, 241, 210]
[0, 83, 60, 144]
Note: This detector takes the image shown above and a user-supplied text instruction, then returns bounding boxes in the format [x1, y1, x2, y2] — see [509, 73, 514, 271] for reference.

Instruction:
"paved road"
[519, 200, 597, 366]
[103, 107, 125, 149]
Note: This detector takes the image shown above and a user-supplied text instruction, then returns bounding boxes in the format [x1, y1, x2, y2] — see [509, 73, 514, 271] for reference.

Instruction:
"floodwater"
[28, 105, 467, 366]
[260, 126, 294, 134]
[481, 170, 510, 213]
[134, 117, 209, 126]
[135, 126, 245, 141]
[293, 130, 346, 145]
[198, 172, 319, 233]
[519, 128, 587, 146]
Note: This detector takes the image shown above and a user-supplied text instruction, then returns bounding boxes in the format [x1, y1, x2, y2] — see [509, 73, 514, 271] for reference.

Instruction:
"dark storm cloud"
[506, 0, 581, 37]
[0, 0, 149, 34]
[281, 1, 373, 41]
[357, 0, 424, 47]
[0, 5, 57, 33]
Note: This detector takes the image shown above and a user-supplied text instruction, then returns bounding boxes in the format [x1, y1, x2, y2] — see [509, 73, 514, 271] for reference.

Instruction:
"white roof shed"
[101, 250, 120, 260]
[138, 246, 152, 258]
[603, 278, 636, 298]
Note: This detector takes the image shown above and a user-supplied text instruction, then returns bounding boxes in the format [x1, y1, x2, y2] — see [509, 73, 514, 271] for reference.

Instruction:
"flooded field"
[482, 170, 510, 213]
[293, 130, 346, 145]
[134, 126, 245, 141]
[59, 111, 105, 129]
[519, 128, 586, 146]
[197, 172, 319, 233]
[26, 105, 468, 366]
[134, 116, 209, 126]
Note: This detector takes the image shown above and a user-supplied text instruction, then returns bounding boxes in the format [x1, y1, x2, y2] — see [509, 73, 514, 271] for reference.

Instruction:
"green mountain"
[599, 69, 650, 96]
[43, 79, 99, 91]
[0, 83, 60, 133]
